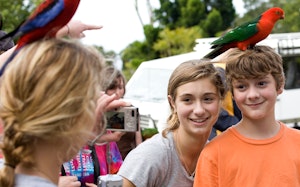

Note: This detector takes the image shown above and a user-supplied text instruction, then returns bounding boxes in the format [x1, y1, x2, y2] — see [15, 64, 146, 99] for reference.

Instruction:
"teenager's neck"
[174, 130, 206, 176]
[236, 117, 280, 139]
[15, 142, 62, 185]
[16, 163, 60, 184]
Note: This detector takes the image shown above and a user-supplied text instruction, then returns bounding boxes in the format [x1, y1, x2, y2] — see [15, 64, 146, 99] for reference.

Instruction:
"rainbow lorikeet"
[0, 0, 80, 76]
[203, 7, 284, 59]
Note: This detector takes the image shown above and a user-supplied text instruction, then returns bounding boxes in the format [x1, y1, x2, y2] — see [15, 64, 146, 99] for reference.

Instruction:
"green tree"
[154, 0, 235, 31]
[203, 0, 236, 30]
[122, 0, 235, 74]
[151, 0, 236, 39]
[153, 26, 203, 57]
[144, 24, 162, 46]
[121, 24, 161, 77]
[202, 8, 223, 37]
[127, 0, 300, 79]
[154, 0, 181, 29]
[234, 1, 269, 29]
[0, 0, 43, 32]
[122, 25, 159, 68]
[178, 0, 206, 28]
[270, 0, 300, 33]
[121, 41, 154, 80]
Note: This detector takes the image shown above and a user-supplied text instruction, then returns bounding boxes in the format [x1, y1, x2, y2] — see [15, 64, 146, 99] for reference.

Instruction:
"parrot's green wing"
[211, 15, 261, 46]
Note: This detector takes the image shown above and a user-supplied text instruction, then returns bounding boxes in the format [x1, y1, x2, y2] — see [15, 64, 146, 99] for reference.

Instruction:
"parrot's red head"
[263, 7, 285, 22]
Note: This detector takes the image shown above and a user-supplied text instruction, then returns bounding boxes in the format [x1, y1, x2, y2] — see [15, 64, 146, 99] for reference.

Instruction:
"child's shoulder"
[206, 127, 236, 145]
[285, 125, 300, 135]
[282, 125, 300, 149]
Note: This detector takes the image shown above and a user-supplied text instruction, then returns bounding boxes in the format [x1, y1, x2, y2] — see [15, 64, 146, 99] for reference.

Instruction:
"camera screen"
[106, 111, 125, 130]
[105, 107, 139, 132]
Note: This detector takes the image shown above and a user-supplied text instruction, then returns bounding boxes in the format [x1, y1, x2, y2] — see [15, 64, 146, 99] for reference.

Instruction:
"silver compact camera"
[97, 174, 122, 187]
[105, 106, 139, 132]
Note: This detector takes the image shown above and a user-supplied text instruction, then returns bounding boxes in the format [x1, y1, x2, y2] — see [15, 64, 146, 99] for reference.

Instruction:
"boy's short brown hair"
[225, 45, 285, 91]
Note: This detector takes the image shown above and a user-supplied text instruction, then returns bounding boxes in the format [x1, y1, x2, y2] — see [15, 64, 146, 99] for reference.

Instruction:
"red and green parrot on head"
[203, 7, 284, 59]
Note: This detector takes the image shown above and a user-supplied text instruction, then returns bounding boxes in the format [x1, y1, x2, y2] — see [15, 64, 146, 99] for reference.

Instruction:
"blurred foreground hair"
[0, 38, 103, 187]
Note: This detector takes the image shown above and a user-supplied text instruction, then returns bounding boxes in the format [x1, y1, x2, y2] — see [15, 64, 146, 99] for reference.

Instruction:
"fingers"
[85, 182, 98, 187]
[96, 93, 130, 112]
[67, 176, 81, 187]
[113, 131, 126, 141]
[97, 131, 125, 142]
[84, 24, 103, 31]
[105, 99, 130, 112]
[58, 176, 81, 187]
[66, 20, 102, 39]
[70, 181, 81, 187]
[96, 93, 117, 111]
[93, 93, 132, 143]
[93, 94, 117, 136]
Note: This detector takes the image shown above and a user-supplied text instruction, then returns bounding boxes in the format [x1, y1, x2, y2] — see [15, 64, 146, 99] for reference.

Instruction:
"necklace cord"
[175, 132, 195, 177]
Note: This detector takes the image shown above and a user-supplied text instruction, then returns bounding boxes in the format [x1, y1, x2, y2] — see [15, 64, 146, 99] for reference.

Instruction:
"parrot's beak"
[281, 14, 285, 19]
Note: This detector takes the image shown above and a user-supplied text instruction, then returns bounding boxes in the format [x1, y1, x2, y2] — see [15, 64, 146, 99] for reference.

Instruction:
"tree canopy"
[122, 0, 236, 78]
[0, 0, 42, 31]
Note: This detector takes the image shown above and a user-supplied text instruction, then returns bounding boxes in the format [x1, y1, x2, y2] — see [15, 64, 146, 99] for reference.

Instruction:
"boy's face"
[232, 74, 283, 120]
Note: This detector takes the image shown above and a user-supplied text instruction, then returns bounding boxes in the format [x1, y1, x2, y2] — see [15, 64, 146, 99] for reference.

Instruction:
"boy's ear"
[277, 85, 284, 95]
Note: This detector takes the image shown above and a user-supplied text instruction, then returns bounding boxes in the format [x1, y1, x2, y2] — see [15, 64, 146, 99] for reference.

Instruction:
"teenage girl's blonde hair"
[162, 59, 226, 137]
[0, 38, 103, 187]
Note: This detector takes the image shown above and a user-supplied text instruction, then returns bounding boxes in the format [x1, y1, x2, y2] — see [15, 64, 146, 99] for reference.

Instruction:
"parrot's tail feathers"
[0, 31, 14, 41]
[203, 45, 224, 59]
[0, 20, 25, 41]
[0, 48, 20, 77]
[0, 37, 14, 51]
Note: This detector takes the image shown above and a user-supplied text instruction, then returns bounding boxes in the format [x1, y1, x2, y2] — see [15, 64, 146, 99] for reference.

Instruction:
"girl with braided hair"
[0, 38, 104, 187]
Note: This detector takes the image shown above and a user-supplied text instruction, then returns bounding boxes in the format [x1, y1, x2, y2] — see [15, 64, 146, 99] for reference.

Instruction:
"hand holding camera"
[91, 93, 138, 145]
[94, 93, 130, 131]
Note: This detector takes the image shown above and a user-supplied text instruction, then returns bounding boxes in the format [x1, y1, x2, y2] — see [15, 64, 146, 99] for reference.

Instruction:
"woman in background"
[60, 58, 128, 187]
[101, 66, 142, 160]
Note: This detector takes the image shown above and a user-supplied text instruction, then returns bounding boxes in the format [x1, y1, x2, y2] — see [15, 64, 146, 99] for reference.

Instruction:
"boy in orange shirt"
[194, 45, 300, 187]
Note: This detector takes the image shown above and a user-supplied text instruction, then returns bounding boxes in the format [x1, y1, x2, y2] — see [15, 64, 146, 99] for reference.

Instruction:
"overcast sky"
[73, 0, 244, 54]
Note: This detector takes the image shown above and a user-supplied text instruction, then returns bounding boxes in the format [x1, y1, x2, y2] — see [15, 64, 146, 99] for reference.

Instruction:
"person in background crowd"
[208, 66, 240, 140]
[101, 66, 142, 160]
[118, 59, 226, 187]
[194, 46, 300, 186]
[60, 56, 128, 187]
